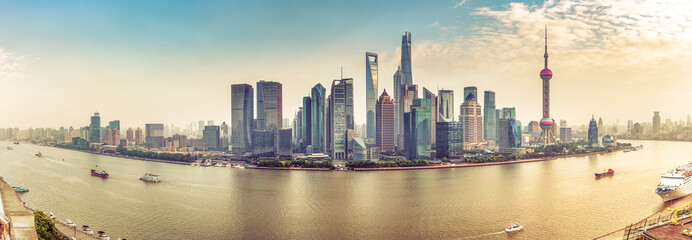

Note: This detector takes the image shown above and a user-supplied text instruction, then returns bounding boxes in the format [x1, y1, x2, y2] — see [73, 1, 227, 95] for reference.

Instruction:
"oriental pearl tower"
[539, 26, 557, 145]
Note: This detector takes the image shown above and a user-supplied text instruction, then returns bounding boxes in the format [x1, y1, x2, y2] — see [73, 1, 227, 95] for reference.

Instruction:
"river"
[0, 140, 684, 239]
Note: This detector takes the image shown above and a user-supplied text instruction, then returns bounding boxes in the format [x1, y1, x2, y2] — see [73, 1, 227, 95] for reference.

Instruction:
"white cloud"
[430, 21, 450, 31]
[451, 0, 468, 9]
[0, 48, 26, 80]
[391, 0, 692, 124]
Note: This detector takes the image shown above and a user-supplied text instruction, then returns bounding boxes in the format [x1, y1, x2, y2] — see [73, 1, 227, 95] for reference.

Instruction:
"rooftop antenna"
[340, 66, 343, 79]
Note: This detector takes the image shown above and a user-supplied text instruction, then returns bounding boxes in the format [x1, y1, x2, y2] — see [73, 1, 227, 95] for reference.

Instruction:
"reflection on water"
[0, 140, 683, 239]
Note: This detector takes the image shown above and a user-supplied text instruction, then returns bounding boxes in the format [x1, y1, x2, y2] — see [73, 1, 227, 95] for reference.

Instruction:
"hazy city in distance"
[1, 1, 692, 240]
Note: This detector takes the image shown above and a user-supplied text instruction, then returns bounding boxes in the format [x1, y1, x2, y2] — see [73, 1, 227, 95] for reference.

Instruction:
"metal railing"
[622, 205, 692, 240]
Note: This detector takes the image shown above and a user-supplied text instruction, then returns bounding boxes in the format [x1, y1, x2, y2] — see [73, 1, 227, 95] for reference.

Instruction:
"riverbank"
[51, 145, 192, 165]
[246, 166, 331, 171]
[50, 143, 631, 172]
[355, 148, 629, 171]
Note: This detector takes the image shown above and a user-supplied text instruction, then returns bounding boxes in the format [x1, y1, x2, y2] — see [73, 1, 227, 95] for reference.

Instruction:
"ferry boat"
[91, 169, 109, 178]
[505, 224, 524, 232]
[12, 185, 29, 193]
[35, 151, 42, 157]
[654, 162, 692, 201]
[139, 173, 162, 182]
[595, 169, 615, 178]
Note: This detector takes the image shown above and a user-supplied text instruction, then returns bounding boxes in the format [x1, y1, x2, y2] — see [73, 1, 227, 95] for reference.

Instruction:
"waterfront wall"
[0, 177, 38, 240]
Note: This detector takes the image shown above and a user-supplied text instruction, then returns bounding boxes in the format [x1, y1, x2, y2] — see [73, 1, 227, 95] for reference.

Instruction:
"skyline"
[1, 0, 692, 129]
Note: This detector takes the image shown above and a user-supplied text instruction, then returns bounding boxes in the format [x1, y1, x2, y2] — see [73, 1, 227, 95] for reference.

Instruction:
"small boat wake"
[457, 231, 505, 239]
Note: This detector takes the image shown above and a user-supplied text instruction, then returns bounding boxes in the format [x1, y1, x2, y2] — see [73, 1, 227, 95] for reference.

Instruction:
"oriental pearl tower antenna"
[538, 25, 557, 145]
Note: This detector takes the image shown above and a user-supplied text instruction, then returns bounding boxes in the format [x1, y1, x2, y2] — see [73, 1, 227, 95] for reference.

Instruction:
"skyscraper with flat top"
[401, 32, 413, 85]
[90, 112, 100, 143]
[231, 84, 254, 153]
[328, 78, 354, 160]
[483, 91, 496, 140]
[365, 52, 378, 140]
[145, 123, 164, 148]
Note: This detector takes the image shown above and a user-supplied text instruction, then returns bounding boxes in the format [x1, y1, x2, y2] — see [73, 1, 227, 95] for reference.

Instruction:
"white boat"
[97, 231, 110, 240]
[215, 163, 225, 167]
[505, 224, 523, 232]
[139, 173, 162, 183]
[233, 165, 245, 169]
[190, 163, 200, 167]
[82, 225, 94, 234]
[65, 219, 76, 227]
[654, 162, 692, 201]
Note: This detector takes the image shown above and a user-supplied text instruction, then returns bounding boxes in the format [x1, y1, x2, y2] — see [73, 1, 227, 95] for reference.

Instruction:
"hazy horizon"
[1, 0, 691, 130]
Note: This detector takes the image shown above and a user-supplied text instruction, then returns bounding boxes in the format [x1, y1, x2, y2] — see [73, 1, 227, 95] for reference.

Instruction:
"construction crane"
[664, 203, 692, 225]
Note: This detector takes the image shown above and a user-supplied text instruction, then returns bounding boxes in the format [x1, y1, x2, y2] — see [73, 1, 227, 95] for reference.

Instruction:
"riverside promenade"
[0, 176, 38, 240]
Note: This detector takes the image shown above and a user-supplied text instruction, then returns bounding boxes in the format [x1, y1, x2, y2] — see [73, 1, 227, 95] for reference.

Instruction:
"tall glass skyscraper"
[257, 80, 282, 131]
[436, 121, 463, 159]
[365, 52, 378, 140]
[393, 67, 404, 146]
[231, 84, 254, 153]
[301, 96, 312, 148]
[401, 32, 413, 85]
[438, 89, 454, 122]
[483, 91, 496, 140]
[89, 112, 100, 143]
[398, 84, 418, 151]
[423, 88, 437, 146]
[311, 83, 326, 153]
[404, 98, 432, 160]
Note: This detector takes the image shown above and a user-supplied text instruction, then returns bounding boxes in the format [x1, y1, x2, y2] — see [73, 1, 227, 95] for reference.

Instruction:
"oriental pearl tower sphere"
[539, 26, 557, 145]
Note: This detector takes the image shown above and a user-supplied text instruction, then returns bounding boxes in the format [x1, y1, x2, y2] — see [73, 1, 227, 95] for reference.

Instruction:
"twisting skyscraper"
[538, 26, 557, 145]
[231, 84, 254, 153]
[365, 52, 378, 140]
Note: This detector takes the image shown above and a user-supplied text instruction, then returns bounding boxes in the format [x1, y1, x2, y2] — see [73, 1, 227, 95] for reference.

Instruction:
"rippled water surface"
[0, 140, 684, 239]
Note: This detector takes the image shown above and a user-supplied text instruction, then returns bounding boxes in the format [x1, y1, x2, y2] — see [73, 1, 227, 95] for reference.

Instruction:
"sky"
[1, 0, 691, 130]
